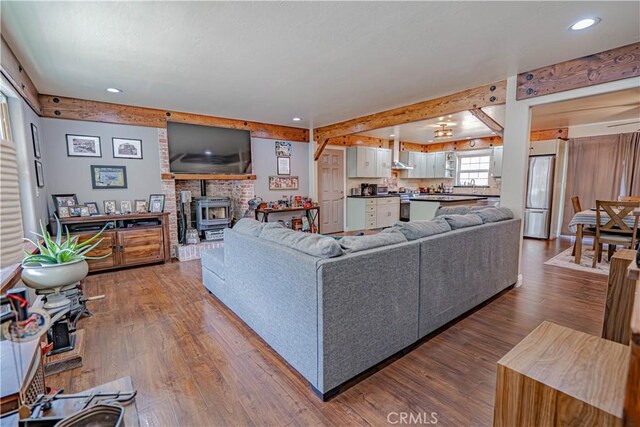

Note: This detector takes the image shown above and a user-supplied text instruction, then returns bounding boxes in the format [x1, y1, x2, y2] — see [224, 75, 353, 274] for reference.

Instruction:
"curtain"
[561, 132, 640, 235]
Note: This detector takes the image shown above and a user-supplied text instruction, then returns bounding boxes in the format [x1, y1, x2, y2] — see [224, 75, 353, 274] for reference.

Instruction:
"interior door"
[118, 227, 164, 266]
[319, 149, 344, 234]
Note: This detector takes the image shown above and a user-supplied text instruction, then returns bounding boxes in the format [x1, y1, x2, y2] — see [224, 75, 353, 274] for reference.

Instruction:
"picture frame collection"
[274, 140, 297, 189]
[52, 193, 165, 218]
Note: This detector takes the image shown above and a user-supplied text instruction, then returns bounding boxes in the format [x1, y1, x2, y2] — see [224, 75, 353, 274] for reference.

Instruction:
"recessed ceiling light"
[428, 139, 434, 143]
[106, 87, 122, 93]
[466, 137, 472, 140]
[569, 17, 600, 31]
[389, 134, 395, 137]
[204, 150, 212, 155]
[292, 117, 302, 121]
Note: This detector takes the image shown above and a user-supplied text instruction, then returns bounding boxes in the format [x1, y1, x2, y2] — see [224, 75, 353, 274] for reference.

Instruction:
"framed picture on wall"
[66, 134, 102, 157]
[148, 194, 165, 213]
[31, 124, 41, 159]
[91, 165, 127, 189]
[276, 156, 290, 175]
[112, 138, 143, 159]
[269, 175, 299, 190]
[34, 160, 44, 188]
[275, 141, 292, 157]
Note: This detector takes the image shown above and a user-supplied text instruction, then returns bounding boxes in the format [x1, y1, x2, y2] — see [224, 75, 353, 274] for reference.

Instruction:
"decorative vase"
[21, 259, 89, 309]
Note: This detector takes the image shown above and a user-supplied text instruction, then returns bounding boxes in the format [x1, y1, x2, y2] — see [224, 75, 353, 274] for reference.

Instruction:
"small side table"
[255, 206, 320, 233]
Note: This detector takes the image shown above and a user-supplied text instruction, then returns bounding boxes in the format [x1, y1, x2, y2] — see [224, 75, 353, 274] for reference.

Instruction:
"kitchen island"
[409, 195, 488, 221]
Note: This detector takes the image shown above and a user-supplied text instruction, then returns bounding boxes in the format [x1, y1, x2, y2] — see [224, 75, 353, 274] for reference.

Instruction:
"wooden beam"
[313, 138, 330, 161]
[468, 108, 503, 137]
[326, 135, 389, 148]
[0, 35, 41, 113]
[314, 81, 506, 143]
[517, 42, 640, 100]
[161, 173, 256, 181]
[530, 128, 568, 141]
[39, 95, 309, 142]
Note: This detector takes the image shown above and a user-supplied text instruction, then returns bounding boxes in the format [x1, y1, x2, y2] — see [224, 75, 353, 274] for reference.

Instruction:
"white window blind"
[0, 93, 24, 269]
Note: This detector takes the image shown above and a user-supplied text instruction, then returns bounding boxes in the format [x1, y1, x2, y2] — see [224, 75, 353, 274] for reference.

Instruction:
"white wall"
[251, 137, 310, 200]
[568, 118, 639, 138]
[40, 118, 161, 213]
[4, 79, 48, 235]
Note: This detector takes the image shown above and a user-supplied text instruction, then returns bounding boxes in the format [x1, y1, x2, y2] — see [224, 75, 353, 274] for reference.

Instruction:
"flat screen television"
[166, 122, 252, 174]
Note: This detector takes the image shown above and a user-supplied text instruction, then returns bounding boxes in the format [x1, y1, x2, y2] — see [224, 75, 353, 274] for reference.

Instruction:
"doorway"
[318, 149, 344, 234]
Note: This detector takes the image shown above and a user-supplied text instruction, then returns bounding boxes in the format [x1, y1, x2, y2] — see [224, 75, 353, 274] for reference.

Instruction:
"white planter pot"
[21, 259, 89, 309]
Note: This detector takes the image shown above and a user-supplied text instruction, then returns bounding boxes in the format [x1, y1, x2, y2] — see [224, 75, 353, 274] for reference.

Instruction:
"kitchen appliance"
[524, 155, 555, 239]
[360, 183, 378, 196]
[377, 185, 389, 195]
[399, 192, 417, 222]
[350, 187, 361, 196]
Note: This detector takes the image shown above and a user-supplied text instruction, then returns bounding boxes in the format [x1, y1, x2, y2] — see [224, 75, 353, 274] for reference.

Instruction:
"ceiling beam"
[39, 95, 310, 142]
[327, 134, 389, 148]
[313, 81, 506, 160]
[517, 42, 640, 100]
[0, 35, 41, 114]
[468, 108, 504, 137]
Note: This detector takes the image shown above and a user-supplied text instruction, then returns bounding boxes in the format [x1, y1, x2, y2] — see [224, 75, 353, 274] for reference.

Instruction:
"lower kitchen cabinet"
[347, 197, 400, 230]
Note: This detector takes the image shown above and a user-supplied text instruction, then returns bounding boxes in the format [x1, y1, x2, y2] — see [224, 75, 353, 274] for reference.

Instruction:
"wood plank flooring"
[46, 237, 608, 426]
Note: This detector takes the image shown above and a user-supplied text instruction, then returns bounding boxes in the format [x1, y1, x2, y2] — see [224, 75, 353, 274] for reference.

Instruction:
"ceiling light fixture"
[106, 87, 122, 93]
[434, 124, 454, 140]
[569, 17, 600, 31]
[389, 134, 395, 137]
[292, 117, 302, 121]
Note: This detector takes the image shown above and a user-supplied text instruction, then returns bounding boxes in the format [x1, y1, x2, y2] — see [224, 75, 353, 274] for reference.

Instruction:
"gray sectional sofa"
[201, 209, 521, 399]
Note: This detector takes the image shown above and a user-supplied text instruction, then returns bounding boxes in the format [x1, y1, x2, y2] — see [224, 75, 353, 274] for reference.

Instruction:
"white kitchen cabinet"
[530, 139, 558, 156]
[434, 152, 447, 178]
[376, 148, 392, 178]
[399, 151, 423, 179]
[400, 150, 453, 179]
[425, 153, 436, 178]
[491, 146, 503, 178]
[346, 197, 400, 230]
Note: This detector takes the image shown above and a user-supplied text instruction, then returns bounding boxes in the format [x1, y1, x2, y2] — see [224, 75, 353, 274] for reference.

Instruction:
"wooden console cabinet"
[52, 212, 171, 272]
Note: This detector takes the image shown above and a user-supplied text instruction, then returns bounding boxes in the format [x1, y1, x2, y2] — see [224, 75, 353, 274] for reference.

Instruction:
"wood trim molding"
[468, 108, 503, 137]
[161, 173, 256, 181]
[327, 134, 389, 148]
[313, 81, 506, 160]
[39, 95, 310, 142]
[0, 35, 41, 113]
[517, 42, 640, 100]
[399, 128, 568, 153]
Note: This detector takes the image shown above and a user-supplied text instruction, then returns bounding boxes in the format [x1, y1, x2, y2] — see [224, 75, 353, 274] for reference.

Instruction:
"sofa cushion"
[392, 217, 451, 241]
[338, 228, 407, 253]
[441, 214, 483, 229]
[474, 207, 514, 223]
[259, 227, 344, 258]
[201, 247, 225, 279]
[232, 218, 266, 237]
[435, 206, 472, 216]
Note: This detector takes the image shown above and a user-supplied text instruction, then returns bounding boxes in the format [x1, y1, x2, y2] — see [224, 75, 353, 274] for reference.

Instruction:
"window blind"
[0, 95, 24, 269]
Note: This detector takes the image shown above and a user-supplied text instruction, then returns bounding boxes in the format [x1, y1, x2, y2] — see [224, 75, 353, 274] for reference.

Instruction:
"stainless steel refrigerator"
[524, 155, 555, 239]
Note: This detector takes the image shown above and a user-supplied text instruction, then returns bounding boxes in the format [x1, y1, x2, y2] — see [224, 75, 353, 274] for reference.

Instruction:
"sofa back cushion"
[392, 217, 451, 241]
[260, 227, 344, 258]
[338, 228, 407, 253]
[441, 214, 483, 229]
[474, 207, 513, 223]
[435, 206, 472, 216]
[232, 218, 266, 237]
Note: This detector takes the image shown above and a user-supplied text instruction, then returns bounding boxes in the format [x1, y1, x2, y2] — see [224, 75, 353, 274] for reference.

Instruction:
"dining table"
[569, 208, 640, 264]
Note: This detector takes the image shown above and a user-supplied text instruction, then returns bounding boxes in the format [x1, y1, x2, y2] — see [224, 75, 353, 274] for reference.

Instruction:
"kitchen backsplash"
[346, 176, 501, 195]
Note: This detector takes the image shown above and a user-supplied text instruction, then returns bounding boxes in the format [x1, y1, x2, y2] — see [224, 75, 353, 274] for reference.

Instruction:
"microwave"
[377, 186, 389, 195]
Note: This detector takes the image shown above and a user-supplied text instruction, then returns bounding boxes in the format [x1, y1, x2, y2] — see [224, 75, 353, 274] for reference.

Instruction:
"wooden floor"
[47, 237, 609, 426]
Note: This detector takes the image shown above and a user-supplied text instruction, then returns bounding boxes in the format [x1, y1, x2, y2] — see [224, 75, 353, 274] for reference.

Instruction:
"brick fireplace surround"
[158, 129, 254, 259]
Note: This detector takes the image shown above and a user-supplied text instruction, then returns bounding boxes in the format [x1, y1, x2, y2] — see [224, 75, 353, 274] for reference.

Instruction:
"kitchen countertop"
[410, 195, 488, 203]
[347, 194, 400, 198]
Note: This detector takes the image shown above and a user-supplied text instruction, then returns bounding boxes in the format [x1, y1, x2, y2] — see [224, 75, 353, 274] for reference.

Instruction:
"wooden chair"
[620, 196, 640, 202]
[592, 200, 640, 268]
[570, 196, 595, 256]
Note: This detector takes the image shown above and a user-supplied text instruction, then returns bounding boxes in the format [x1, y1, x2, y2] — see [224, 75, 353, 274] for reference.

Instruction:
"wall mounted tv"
[167, 122, 252, 174]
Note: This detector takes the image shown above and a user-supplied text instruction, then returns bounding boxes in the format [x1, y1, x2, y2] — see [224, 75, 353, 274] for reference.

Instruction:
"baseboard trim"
[515, 274, 524, 288]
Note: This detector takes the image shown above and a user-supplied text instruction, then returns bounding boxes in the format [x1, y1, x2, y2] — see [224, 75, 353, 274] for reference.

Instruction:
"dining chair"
[620, 196, 640, 202]
[592, 200, 640, 268]
[570, 196, 596, 256]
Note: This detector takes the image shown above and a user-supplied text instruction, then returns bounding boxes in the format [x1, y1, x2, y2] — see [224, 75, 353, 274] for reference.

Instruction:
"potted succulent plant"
[21, 216, 107, 308]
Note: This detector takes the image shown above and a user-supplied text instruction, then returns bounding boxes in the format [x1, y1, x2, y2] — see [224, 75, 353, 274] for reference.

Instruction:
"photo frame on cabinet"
[57, 206, 70, 218]
[120, 200, 132, 214]
[135, 200, 148, 213]
[85, 202, 100, 216]
[112, 137, 143, 159]
[31, 124, 41, 159]
[148, 194, 165, 213]
[52, 194, 79, 208]
[103, 200, 117, 215]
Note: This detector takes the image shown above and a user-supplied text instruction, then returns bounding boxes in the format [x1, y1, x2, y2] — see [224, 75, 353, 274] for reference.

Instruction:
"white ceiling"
[530, 88, 640, 128]
[360, 106, 505, 143]
[2, 2, 639, 128]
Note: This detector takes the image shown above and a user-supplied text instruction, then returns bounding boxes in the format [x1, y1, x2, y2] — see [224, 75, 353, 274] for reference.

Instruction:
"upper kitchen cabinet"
[399, 150, 454, 179]
[347, 146, 391, 178]
[399, 151, 424, 178]
[491, 146, 503, 178]
[530, 139, 558, 156]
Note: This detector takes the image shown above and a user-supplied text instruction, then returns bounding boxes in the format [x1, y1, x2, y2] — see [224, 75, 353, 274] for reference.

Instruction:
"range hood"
[390, 131, 414, 170]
